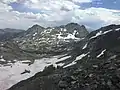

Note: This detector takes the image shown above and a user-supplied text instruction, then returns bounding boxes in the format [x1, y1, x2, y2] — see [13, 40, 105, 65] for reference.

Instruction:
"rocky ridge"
[0, 23, 88, 62]
[14, 23, 88, 54]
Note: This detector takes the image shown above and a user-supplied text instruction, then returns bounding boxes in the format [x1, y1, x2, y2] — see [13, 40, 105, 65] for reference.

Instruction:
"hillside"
[8, 24, 120, 90]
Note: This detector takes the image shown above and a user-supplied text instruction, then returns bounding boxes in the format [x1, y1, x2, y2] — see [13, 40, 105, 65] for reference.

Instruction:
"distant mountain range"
[0, 28, 24, 41]
[14, 23, 88, 54]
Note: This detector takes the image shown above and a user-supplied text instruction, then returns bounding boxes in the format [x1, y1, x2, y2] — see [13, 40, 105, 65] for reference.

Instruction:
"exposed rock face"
[14, 23, 89, 55]
[8, 24, 120, 90]
[65, 23, 88, 38]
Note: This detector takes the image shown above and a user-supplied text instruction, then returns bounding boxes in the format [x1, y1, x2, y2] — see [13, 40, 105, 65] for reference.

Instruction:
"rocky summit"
[8, 24, 120, 90]
[14, 23, 88, 55]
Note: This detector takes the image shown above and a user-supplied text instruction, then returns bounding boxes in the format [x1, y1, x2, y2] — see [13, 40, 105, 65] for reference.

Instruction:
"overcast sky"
[0, 0, 120, 30]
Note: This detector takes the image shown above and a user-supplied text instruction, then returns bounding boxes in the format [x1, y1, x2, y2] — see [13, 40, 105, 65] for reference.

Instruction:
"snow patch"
[0, 59, 6, 62]
[58, 56, 71, 61]
[63, 52, 89, 68]
[63, 61, 76, 68]
[13, 60, 17, 62]
[57, 63, 65, 67]
[1, 43, 4, 46]
[109, 55, 117, 60]
[115, 28, 120, 31]
[21, 60, 31, 63]
[103, 30, 112, 34]
[57, 33, 64, 39]
[90, 29, 114, 40]
[8, 61, 11, 63]
[0, 55, 67, 90]
[92, 65, 98, 68]
[75, 52, 89, 61]
[33, 32, 37, 36]
[65, 33, 79, 40]
[82, 43, 88, 49]
[64, 28, 67, 32]
[57, 33, 80, 40]
[73, 30, 78, 36]
[90, 31, 102, 39]
[0, 56, 6, 62]
[97, 49, 106, 58]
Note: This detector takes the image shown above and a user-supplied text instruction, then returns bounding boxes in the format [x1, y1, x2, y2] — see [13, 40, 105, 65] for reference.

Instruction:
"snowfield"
[0, 55, 70, 90]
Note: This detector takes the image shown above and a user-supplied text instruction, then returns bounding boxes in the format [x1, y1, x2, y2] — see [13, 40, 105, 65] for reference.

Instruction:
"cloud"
[72, 0, 92, 3]
[0, 2, 12, 12]
[0, 0, 120, 30]
[24, 0, 81, 12]
[72, 7, 120, 29]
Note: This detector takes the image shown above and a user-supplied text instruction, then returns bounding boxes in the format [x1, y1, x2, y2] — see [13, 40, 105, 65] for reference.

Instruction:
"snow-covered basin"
[0, 55, 70, 90]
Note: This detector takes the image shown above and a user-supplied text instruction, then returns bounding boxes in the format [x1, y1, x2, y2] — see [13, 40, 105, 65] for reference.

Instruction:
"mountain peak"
[65, 22, 80, 26]
[31, 24, 45, 29]
[81, 25, 86, 28]
[65, 23, 86, 30]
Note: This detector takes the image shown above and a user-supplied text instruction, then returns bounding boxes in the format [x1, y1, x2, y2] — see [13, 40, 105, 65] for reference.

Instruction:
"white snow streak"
[82, 43, 88, 49]
[63, 52, 89, 68]
[58, 56, 71, 61]
[75, 52, 89, 61]
[90, 29, 117, 39]
[115, 28, 120, 31]
[103, 30, 112, 34]
[90, 31, 102, 39]
[97, 49, 106, 58]
[63, 61, 76, 68]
